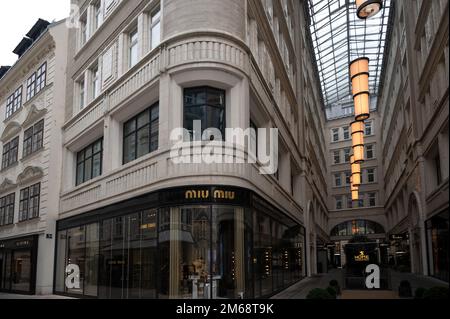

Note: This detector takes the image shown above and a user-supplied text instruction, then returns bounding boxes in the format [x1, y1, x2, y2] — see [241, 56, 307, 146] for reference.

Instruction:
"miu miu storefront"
[54, 186, 306, 299]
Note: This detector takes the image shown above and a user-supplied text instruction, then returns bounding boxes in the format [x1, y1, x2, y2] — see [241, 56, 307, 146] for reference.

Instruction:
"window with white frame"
[344, 148, 351, 163]
[369, 193, 376, 207]
[77, 77, 86, 110]
[343, 126, 350, 140]
[149, 6, 161, 51]
[91, 63, 101, 100]
[335, 196, 343, 210]
[2, 137, 19, 170]
[129, 28, 139, 68]
[365, 121, 373, 136]
[5, 86, 22, 119]
[23, 119, 44, 157]
[0, 193, 15, 226]
[366, 144, 375, 159]
[26, 62, 47, 101]
[93, 0, 103, 31]
[367, 168, 375, 183]
[334, 173, 342, 187]
[345, 171, 351, 185]
[332, 128, 339, 142]
[80, 10, 88, 47]
[333, 150, 340, 164]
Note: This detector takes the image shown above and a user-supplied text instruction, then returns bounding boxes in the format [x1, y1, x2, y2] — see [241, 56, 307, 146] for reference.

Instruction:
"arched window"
[330, 220, 385, 237]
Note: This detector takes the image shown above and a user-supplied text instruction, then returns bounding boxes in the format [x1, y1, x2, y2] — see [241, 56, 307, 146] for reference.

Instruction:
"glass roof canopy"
[307, 0, 392, 109]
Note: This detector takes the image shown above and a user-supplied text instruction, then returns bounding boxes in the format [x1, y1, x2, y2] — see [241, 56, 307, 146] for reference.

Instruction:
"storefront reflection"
[55, 198, 306, 299]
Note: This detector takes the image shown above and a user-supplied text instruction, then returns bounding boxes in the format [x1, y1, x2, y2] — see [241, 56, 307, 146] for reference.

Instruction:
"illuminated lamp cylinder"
[350, 155, 362, 186]
[350, 57, 370, 121]
[351, 184, 360, 201]
[351, 121, 365, 163]
[356, 0, 383, 19]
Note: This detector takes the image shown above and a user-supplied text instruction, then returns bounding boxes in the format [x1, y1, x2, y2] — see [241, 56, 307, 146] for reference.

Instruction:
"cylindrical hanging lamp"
[356, 0, 383, 20]
[350, 57, 370, 121]
[351, 183, 359, 201]
[351, 121, 365, 163]
[350, 155, 362, 186]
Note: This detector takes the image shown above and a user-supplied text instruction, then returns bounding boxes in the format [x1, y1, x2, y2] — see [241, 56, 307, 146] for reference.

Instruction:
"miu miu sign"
[185, 189, 236, 200]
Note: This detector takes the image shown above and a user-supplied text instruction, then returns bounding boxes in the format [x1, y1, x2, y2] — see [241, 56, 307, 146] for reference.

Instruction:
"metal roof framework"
[307, 0, 392, 108]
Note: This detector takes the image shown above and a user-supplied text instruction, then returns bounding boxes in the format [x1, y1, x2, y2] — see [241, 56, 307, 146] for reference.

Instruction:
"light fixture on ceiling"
[351, 120, 365, 164]
[350, 57, 371, 121]
[356, 0, 383, 19]
[350, 155, 362, 186]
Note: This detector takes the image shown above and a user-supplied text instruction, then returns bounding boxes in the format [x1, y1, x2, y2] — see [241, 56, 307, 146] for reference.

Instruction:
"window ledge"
[21, 147, 45, 163]
[18, 217, 41, 225]
[0, 223, 14, 229]
[0, 162, 19, 173]
[22, 83, 53, 109]
[3, 107, 23, 124]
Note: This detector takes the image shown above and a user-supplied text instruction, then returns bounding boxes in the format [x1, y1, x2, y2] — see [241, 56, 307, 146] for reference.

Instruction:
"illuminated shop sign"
[185, 189, 236, 200]
[354, 251, 370, 262]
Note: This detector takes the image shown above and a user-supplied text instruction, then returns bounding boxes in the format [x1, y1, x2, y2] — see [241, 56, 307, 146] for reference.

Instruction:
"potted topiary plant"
[326, 286, 337, 299]
[423, 287, 449, 299]
[306, 288, 333, 300]
[398, 280, 412, 298]
[329, 280, 341, 295]
[414, 287, 426, 299]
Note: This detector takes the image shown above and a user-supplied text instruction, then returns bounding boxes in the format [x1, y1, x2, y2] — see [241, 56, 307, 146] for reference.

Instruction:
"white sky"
[0, 0, 70, 66]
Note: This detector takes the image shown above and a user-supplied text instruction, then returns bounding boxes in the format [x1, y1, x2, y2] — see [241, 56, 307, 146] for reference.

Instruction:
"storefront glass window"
[54, 190, 305, 299]
[427, 211, 449, 282]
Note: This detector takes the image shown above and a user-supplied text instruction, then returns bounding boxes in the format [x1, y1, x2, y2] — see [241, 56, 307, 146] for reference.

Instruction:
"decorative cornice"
[17, 166, 44, 185]
[22, 104, 47, 129]
[0, 178, 17, 194]
[1, 121, 21, 142]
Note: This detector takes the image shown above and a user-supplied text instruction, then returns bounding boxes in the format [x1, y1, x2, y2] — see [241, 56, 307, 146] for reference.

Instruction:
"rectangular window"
[78, 78, 85, 109]
[35, 62, 47, 95]
[434, 154, 442, 186]
[80, 11, 88, 46]
[23, 120, 44, 157]
[333, 150, 340, 164]
[367, 168, 375, 183]
[6, 86, 22, 119]
[129, 28, 139, 68]
[26, 63, 46, 101]
[26, 73, 36, 101]
[184, 87, 226, 141]
[332, 128, 339, 142]
[365, 121, 373, 136]
[334, 174, 342, 187]
[150, 6, 161, 51]
[345, 171, 351, 185]
[92, 64, 100, 99]
[2, 137, 19, 170]
[250, 120, 258, 160]
[335, 196, 343, 210]
[76, 138, 103, 186]
[94, 1, 102, 31]
[0, 193, 15, 226]
[369, 193, 376, 207]
[343, 126, 350, 140]
[366, 144, 374, 159]
[347, 196, 353, 209]
[358, 195, 364, 208]
[19, 183, 40, 222]
[344, 148, 351, 163]
[123, 103, 159, 164]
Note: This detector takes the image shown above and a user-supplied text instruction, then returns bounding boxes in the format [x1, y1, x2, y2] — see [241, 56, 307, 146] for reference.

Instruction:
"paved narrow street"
[272, 269, 448, 299]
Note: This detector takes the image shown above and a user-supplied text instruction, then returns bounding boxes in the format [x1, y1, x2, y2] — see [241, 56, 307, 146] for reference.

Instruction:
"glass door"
[11, 250, 31, 293]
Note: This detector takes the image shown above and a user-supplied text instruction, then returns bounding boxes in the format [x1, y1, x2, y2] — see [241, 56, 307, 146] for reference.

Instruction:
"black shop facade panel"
[54, 186, 306, 299]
